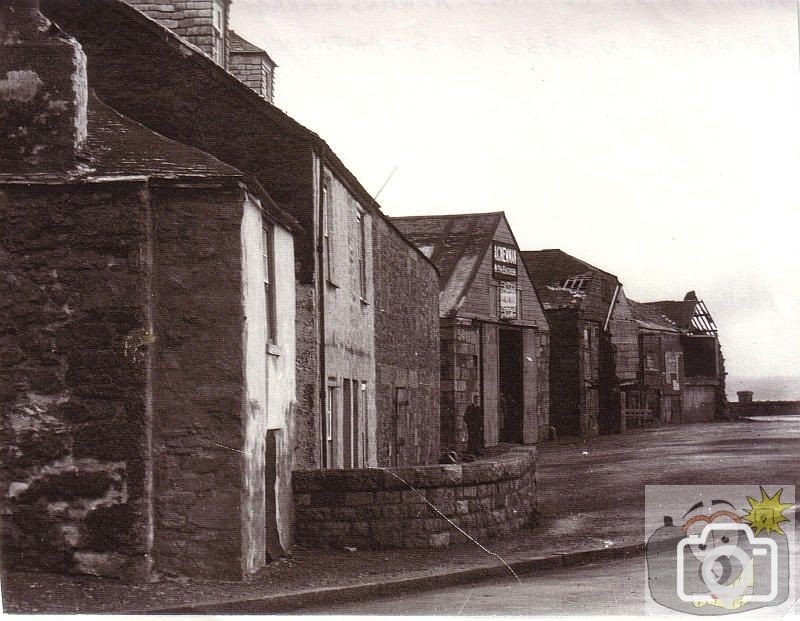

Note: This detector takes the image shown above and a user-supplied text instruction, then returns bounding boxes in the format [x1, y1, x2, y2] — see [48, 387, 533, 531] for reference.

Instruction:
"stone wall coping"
[293, 446, 536, 493]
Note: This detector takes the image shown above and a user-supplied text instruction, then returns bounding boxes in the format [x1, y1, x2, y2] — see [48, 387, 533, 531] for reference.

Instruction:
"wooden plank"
[481, 323, 499, 447]
[522, 327, 538, 444]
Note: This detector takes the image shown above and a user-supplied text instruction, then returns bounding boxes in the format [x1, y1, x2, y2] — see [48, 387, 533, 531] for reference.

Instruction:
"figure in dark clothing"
[464, 395, 484, 456]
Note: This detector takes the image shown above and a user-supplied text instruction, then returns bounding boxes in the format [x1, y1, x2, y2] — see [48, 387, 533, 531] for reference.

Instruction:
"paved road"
[298, 417, 800, 616]
[298, 557, 647, 615]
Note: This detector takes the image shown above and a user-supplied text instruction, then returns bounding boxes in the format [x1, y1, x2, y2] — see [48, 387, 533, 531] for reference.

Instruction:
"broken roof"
[643, 293, 718, 335]
[392, 212, 505, 315]
[628, 299, 680, 333]
[229, 30, 277, 67]
[520, 249, 620, 318]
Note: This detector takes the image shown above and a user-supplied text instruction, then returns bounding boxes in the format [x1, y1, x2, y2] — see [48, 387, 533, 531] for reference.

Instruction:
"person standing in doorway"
[464, 395, 484, 456]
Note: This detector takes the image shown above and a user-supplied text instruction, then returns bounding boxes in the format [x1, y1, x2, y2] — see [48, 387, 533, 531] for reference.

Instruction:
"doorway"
[499, 328, 524, 443]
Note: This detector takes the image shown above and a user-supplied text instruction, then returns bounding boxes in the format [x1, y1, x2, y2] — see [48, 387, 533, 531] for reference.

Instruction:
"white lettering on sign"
[494, 244, 517, 265]
[495, 263, 517, 277]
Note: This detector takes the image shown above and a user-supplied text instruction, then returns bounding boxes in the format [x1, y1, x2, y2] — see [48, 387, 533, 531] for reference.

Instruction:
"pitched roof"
[520, 249, 619, 316]
[229, 30, 277, 67]
[392, 212, 504, 315]
[642, 293, 718, 335]
[642, 301, 697, 331]
[628, 299, 679, 332]
[1, 93, 301, 233]
[41, 0, 431, 272]
[86, 93, 243, 178]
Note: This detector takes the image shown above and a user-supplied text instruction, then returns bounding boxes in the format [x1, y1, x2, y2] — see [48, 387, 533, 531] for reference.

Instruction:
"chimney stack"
[0, 0, 88, 172]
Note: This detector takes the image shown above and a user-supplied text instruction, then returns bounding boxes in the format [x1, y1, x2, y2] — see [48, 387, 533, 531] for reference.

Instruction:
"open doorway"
[499, 328, 524, 443]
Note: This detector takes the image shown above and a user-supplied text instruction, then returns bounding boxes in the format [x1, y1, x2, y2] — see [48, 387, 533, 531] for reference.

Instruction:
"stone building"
[41, 0, 441, 470]
[229, 31, 277, 102]
[124, 0, 232, 68]
[521, 250, 638, 437]
[641, 292, 726, 423]
[626, 300, 685, 427]
[393, 213, 550, 451]
[123, 2, 277, 102]
[0, 4, 298, 581]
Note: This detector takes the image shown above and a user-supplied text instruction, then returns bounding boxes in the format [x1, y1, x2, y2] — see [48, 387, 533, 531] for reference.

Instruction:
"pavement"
[3, 417, 798, 614]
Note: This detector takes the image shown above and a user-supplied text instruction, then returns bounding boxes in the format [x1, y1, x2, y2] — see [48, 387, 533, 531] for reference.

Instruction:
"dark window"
[357, 212, 367, 300]
[262, 225, 277, 345]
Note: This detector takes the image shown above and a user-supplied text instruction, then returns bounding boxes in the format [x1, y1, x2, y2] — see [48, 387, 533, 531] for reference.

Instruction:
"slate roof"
[1, 93, 300, 233]
[40, 0, 431, 272]
[229, 30, 277, 67]
[628, 299, 679, 332]
[642, 301, 697, 331]
[85, 93, 243, 178]
[392, 212, 504, 315]
[520, 249, 618, 318]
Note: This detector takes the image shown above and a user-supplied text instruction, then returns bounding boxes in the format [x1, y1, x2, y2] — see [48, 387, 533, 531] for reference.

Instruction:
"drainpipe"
[603, 284, 620, 333]
[317, 152, 328, 468]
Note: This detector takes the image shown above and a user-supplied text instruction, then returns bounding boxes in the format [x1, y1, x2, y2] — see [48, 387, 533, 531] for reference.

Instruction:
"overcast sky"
[231, 0, 800, 398]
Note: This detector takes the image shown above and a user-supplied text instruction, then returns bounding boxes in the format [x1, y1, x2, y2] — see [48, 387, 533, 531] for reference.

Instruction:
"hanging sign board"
[499, 280, 518, 320]
[493, 243, 518, 281]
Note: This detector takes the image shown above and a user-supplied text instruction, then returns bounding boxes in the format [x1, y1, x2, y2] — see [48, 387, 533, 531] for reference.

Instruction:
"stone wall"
[230, 53, 271, 100]
[440, 320, 480, 451]
[373, 216, 440, 467]
[149, 183, 249, 580]
[292, 446, 536, 549]
[0, 182, 152, 580]
[729, 401, 800, 417]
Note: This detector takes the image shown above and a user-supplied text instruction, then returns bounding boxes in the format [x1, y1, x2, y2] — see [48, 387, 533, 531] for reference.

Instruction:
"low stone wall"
[729, 401, 800, 417]
[292, 446, 536, 549]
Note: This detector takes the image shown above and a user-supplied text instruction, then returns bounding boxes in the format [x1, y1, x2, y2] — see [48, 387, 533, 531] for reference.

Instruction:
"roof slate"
[520, 249, 616, 316]
[229, 30, 277, 66]
[86, 93, 243, 178]
[628, 299, 680, 332]
[392, 212, 503, 315]
[641, 301, 697, 331]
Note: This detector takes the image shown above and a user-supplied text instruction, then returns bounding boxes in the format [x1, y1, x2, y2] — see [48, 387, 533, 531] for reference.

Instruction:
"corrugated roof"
[392, 212, 503, 315]
[628, 299, 679, 332]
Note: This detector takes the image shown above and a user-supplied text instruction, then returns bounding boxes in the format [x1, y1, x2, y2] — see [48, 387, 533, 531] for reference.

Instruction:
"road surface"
[297, 557, 646, 615]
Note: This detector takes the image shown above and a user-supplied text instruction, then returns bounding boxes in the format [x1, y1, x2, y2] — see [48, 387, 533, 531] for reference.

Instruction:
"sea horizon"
[726, 375, 800, 402]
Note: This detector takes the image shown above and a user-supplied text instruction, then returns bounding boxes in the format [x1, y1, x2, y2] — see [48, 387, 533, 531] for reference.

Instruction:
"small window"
[211, 1, 225, 66]
[563, 276, 587, 291]
[356, 212, 367, 300]
[325, 384, 336, 468]
[262, 225, 277, 345]
[322, 184, 334, 284]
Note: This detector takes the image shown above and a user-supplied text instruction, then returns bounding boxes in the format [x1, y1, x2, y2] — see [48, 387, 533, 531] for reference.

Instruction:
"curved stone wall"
[292, 446, 536, 549]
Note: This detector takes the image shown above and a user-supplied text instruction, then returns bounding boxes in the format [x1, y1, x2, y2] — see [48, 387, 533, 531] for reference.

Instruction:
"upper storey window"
[212, 1, 226, 66]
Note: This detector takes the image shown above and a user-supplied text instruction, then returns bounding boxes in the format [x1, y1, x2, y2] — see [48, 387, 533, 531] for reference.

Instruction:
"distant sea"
[726, 376, 800, 402]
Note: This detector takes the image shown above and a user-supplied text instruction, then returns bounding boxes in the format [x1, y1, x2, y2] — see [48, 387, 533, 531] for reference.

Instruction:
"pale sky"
[231, 0, 800, 397]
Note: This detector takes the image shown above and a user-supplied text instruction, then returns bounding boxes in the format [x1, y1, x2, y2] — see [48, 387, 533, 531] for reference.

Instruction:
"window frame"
[262, 224, 277, 346]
